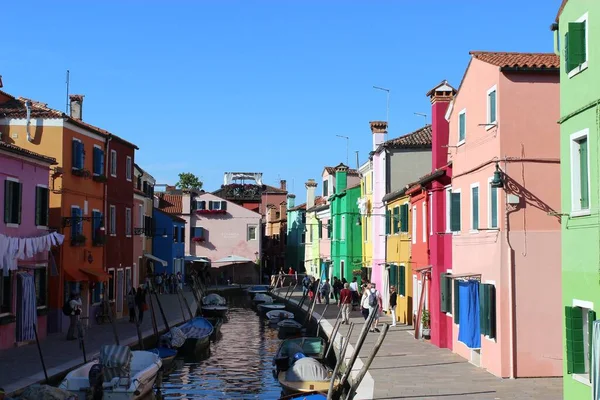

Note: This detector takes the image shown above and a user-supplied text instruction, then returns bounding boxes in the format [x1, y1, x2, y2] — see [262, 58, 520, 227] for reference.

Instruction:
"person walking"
[314, 279, 322, 304]
[332, 277, 343, 303]
[349, 277, 359, 311]
[367, 284, 383, 333]
[127, 286, 137, 323]
[135, 286, 147, 324]
[338, 283, 352, 324]
[389, 286, 397, 327]
[321, 279, 331, 305]
[155, 273, 163, 294]
[302, 274, 311, 297]
[66, 292, 82, 341]
[360, 285, 370, 320]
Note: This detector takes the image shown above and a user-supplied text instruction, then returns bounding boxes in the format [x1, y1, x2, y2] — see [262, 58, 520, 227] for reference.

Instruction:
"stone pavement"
[278, 289, 563, 400]
[0, 290, 197, 395]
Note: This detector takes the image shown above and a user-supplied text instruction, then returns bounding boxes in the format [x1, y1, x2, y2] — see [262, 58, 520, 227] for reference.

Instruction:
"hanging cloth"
[16, 272, 37, 343]
[458, 280, 481, 349]
[592, 320, 600, 399]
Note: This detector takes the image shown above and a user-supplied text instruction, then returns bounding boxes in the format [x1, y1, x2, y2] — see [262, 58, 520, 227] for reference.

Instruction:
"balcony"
[72, 168, 92, 178]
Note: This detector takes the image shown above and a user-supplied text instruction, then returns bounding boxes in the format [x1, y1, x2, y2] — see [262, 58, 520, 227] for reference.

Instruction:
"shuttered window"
[458, 111, 466, 142]
[71, 207, 82, 240]
[489, 183, 498, 228]
[400, 204, 409, 232]
[488, 90, 496, 124]
[450, 192, 461, 232]
[440, 273, 452, 313]
[385, 209, 391, 235]
[318, 220, 323, 239]
[589, 310, 596, 380]
[399, 265, 406, 296]
[471, 185, 479, 230]
[453, 279, 460, 324]
[566, 21, 587, 73]
[392, 206, 400, 234]
[578, 137, 589, 209]
[72, 140, 84, 170]
[4, 179, 22, 225]
[388, 264, 398, 289]
[35, 186, 49, 227]
[565, 306, 586, 374]
[93, 147, 104, 175]
[479, 283, 496, 339]
[92, 211, 102, 241]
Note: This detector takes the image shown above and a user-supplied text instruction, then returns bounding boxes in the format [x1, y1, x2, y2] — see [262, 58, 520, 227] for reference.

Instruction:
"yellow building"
[357, 161, 373, 273]
[384, 189, 412, 325]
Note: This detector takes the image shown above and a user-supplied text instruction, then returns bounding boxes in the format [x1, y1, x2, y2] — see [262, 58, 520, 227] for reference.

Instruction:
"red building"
[104, 134, 138, 319]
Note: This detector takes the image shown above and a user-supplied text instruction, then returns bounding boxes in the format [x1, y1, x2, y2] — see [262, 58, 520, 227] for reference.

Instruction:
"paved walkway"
[0, 290, 197, 395]
[277, 289, 563, 400]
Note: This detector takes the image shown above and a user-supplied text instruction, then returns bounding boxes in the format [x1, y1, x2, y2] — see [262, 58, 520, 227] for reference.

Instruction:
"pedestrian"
[321, 279, 331, 305]
[66, 292, 82, 341]
[302, 274, 311, 296]
[389, 285, 397, 327]
[127, 286, 137, 323]
[155, 273, 163, 294]
[338, 283, 352, 324]
[314, 279, 322, 303]
[177, 271, 183, 290]
[288, 266, 294, 275]
[368, 283, 383, 332]
[332, 277, 343, 302]
[360, 285, 370, 320]
[349, 277, 359, 311]
[135, 286, 147, 324]
[308, 276, 316, 300]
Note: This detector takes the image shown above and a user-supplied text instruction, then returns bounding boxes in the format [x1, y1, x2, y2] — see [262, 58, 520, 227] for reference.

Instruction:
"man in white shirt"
[66, 292, 83, 341]
[367, 284, 382, 333]
[349, 277, 359, 311]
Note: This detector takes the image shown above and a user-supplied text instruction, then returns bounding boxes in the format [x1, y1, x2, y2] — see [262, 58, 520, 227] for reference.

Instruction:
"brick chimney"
[69, 94, 84, 120]
[335, 163, 349, 193]
[280, 180, 287, 191]
[370, 121, 387, 152]
[426, 81, 456, 170]
[305, 179, 317, 209]
[287, 194, 296, 209]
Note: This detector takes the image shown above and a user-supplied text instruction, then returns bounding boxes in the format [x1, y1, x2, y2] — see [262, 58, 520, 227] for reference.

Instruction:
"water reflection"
[160, 291, 284, 399]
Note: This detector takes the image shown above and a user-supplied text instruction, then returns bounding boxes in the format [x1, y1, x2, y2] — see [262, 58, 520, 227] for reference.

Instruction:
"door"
[116, 269, 124, 316]
[125, 267, 132, 292]
[340, 261, 345, 282]
[412, 275, 418, 325]
[80, 283, 90, 327]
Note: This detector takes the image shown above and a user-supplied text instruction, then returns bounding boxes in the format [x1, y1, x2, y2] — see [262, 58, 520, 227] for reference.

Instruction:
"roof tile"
[384, 125, 432, 149]
[158, 194, 183, 214]
[0, 141, 57, 165]
[324, 166, 359, 176]
[470, 51, 559, 70]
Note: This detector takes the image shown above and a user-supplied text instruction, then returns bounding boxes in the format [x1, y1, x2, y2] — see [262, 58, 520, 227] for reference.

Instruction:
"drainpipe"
[503, 157, 516, 379]
[25, 100, 33, 142]
[104, 136, 113, 279]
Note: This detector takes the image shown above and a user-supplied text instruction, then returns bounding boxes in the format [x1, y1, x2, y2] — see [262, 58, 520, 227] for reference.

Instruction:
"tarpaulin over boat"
[161, 326, 186, 348]
[100, 345, 132, 381]
[203, 293, 226, 305]
[285, 357, 330, 382]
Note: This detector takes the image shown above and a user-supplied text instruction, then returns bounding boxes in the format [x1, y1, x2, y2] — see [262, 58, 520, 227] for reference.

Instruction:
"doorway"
[116, 269, 124, 316]
[340, 260, 345, 282]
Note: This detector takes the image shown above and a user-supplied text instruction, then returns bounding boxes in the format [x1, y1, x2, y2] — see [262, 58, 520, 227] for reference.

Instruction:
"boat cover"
[203, 293, 226, 306]
[100, 345, 132, 381]
[267, 310, 293, 320]
[161, 326, 186, 348]
[180, 317, 213, 339]
[285, 357, 330, 382]
[254, 294, 273, 303]
[278, 319, 302, 328]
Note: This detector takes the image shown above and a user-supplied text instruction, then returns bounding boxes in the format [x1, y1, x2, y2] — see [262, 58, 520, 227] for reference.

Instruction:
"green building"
[330, 163, 362, 283]
[285, 194, 306, 273]
[553, 1, 600, 397]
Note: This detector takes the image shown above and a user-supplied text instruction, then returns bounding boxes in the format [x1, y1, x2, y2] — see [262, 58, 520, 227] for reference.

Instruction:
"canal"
[158, 290, 291, 399]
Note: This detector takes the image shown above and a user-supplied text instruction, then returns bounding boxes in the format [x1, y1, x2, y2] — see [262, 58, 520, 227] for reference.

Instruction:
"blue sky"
[2, 1, 560, 202]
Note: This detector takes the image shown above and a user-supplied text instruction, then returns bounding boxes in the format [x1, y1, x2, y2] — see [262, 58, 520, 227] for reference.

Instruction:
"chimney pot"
[369, 121, 388, 134]
[280, 179, 287, 191]
[69, 94, 84, 120]
[0, 75, 3, 88]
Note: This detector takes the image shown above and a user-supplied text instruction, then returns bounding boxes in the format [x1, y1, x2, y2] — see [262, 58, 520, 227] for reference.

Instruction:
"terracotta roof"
[324, 166, 359, 176]
[290, 202, 307, 211]
[383, 125, 432, 149]
[469, 51, 560, 70]
[555, 0, 568, 22]
[263, 184, 287, 194]
[154, 208, 186, 223]
[315, 196, 327, 206]
[0, 141, 57, 165]
[158, 193, 183, 214]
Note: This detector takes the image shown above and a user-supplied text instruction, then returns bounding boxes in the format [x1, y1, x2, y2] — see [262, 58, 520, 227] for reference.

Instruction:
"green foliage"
[176, 172, 203, 190]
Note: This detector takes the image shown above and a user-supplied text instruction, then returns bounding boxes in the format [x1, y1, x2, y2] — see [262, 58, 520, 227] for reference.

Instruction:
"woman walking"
[389, 286, 397, 327]
[135, 286, 147, 324]
[127, 286, 137, 323]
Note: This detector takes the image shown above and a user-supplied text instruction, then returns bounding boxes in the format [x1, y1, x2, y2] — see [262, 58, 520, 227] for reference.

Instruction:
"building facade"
[264, 201, 287, 274]
[447, 51, 561, 378]
[357, 160, 373, 276]
[133, 164, 155, 286]
[152, 208, 186, 276]
[285, 195, 306, 273]
[304, 180, 320, 278]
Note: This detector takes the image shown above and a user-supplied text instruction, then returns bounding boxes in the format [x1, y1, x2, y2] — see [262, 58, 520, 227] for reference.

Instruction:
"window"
[72, 139, 84, 170]
[450, 189, 461, 233]
[327, 220, 332, 239]
[126, 156, 132, 181]
[411, 206, 417, 244]
[301, 230, 306, 244]
[4, 178, 22, 225]
[110, 150, 117, 177]
[458, 109, 466, 144]
[323, 180, 328, 197]
[247, 225, 257, 241]
[70, 206, 83, 241]
[453, 278, 460, 324]
[307, 226, 312, 243]
[125, 207, 132, 236]
[565, 301, 596, 382]
[471, 183, 479, 231]
[341, 215, 346, 241]
[479, 283, 497, 340]
[173, 226, 178, 242]
[318, 220, 323, 239]
[33, 185, 49, 228]
[440, 273, 452, 314]
[92, 282, 103, 304]
[209, 201, 227, 211]
[0, 272, 12, 313]
[108, 269, 115, 301]
[301, 212, 306, 224]
[422, 202, 427, 243]
[34, 269, 47, 307]
[93, 146, 104, 176]
[429, 192, 433, 235]
[92, 210, 103, 242]
[565, 13, 588, 78]
[138, 204, 143, 230]
[400, 204, 409, 233]
[363, 216, 368, 242]
[385, 209, 391, 235]
[109, 205, 116, 235]
[392, 207, 400, 234]
[275, 211, 280, 220]
[571, 129, 590, 215]
[488, 179, 498, 229]
[398, 264, 406, 296]
[487, 86, 497, 126]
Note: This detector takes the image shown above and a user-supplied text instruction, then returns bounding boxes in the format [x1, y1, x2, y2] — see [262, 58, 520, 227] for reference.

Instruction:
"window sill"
[485, 122, 497, 131]
[484, 335, 496, 343]
[0, 314, 16, 325]
[568, 62, 588, 79]
[469, 230, 479, 234]
[5, 223, 19, 228]
[445, 312, 452, 317]
[110, 174, 117, 178]
[572, 373, 591, 386]
[37, 225, 49, 230]
[571, 209, 591, 218]
[126, 235, 132, 238]
[457, 140, 465, 147]
[487, 226, 499, 230]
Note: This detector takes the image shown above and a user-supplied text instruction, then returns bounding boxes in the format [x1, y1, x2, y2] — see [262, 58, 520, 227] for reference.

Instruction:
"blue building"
[152, 208, 186, 275]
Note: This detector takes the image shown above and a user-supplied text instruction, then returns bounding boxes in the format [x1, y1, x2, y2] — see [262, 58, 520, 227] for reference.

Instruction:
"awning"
[80, 267, 110, 282]
[413, 265, 433, 273]
[144, 253, 167, 267]
[184, 256, 210, 263]
[212, 255, 254, 267]
[64, 268, 87, 282]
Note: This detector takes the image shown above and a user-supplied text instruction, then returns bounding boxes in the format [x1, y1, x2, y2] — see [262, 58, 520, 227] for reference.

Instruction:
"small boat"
[279, 391, 327, 400]
[247, 285, 271, 298]
[148, 347, 177, 370]
[278, 357, 339, 395]
[205, 316, 224, 341]
[273, 337, 326, 372]
[177, 317, 214, 355]
[258, 303, 286, 314]
[203, 293, 227, 305]
[201, 293, 228, 317]
[59, 345, 161, 400]
[277, 319, 304, 337]
[266, 310, 294, 323]
[253, 293, 273, 304]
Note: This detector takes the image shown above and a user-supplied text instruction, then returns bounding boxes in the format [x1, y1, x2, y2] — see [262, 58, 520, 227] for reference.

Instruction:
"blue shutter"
[99, 149, 104, 175]
[72, 141, 79, 169]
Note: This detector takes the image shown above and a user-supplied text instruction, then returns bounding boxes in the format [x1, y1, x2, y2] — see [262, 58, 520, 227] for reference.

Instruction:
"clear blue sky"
[2, 1, 560, 203]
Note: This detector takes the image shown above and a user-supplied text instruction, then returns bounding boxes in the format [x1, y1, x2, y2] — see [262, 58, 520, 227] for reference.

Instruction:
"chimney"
[287, 194, 296, 209]
[69, 94, 84, 120]
[426, 80, 456, 169]
[335, 163, 349, 193]
[0, 75, 3, 88]
[280, 179, 287, 191]
[305, 179, 317, 209]
[370, 121, 387, 151]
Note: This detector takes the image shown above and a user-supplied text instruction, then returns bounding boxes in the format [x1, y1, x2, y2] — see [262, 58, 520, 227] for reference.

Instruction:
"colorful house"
[406, 81, 455, 348]
[285, 195, 306, 273]
[183, 191, 261, 284]
[304, 179, 321, 278]
[446, 51, 561, 378]
[383, 188, 412, 325]
[133, 164, 155, 286]
[330, 164, 362, 283]
[264, 201, 287, 274]
[553, 0, 600, 395]
[0, 141, 59, 350]
[357, 160, 373, 278]
[0, 90, 111, 333]
[153, 199, 186, 276]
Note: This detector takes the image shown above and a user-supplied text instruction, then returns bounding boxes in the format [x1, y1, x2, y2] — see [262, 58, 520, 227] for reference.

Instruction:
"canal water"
[158, 291, 289, 399]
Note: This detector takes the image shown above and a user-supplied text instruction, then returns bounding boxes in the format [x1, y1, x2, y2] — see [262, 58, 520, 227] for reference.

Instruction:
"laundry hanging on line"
[0, 232, 65, 276]
[457, 279, 481, 349]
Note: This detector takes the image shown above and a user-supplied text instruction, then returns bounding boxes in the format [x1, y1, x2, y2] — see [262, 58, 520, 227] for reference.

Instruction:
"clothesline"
[0, 232, 65, 276]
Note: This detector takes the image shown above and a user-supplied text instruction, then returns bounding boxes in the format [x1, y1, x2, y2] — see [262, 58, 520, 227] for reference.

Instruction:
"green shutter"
[579, 138, 589, 209]
[15, 182, 22, 225]
[479, 282, 487, 336]
[399, 265, 406, 296]
[453, 279, 460, 324]
[589, 310, 596, 380]
[400, 204, 409, 232]
[567, 21, 586, 72]
[472, 186, 479, 230]
[459, 113, 466, 142]
[564, 32, 570, 72]
[4, 180, 12, 223]
[318, 220, 323, 239]
[440, 273, 449, 313]
[208, 200, 213, 210]
[489, 90, 496, 123]
[488, 285, 496, 339]
[389, 265, 398, 289]
[35, 187, 42, 226]
[221, 201, 227, 211]
[565, 306, 586, 374]
[490, 185, 498, 228]
[385, 209, 391, 235]
[450, 192, 461, 232]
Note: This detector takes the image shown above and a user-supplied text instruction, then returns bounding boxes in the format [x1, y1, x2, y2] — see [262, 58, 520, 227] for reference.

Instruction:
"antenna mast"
[65, 70, 70, 114]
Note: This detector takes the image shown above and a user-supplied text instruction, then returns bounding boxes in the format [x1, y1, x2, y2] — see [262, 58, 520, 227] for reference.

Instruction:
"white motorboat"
[258, 303, 286, 314]
[266, 310, 294, 323]
[59, 345, 162, 400]
[253, 293, 274, 304]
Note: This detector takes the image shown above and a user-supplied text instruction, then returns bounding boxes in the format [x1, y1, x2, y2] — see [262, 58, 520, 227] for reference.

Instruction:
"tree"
[176, 172, 203, 190]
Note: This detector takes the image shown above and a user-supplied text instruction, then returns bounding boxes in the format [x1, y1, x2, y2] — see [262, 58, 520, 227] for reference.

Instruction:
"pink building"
[446, 51, 561, 377]
[0, 141, 58, 350]
[182, 191, 261, 284]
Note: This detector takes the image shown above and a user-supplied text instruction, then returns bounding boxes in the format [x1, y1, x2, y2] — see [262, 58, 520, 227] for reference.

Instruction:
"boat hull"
[178, 336, 211, 355]
[278, 371, 338, 395]
[201, 306, 228, 317]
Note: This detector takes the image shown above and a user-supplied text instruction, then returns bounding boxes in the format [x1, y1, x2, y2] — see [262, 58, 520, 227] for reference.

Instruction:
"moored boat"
[59, 345, 162, 400]
[148, 347, 177, 370]
[258, 303, 286, 314]
[252, 293, 273, 304]
[273, 337, 326, 372]
[246, 285, 271, 298]
[277, 319, 304, 338]
[266, 310, 294, 323]
[202, 293, 229, 317]
[278, 391, 326, 400]
[278, 357, 339, 395]
[205, 316, 224, 341]
[177, 317, 214, 355]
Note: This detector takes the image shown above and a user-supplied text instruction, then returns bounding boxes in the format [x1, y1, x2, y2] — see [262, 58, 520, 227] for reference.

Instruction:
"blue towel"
[458, 280, 481, 349]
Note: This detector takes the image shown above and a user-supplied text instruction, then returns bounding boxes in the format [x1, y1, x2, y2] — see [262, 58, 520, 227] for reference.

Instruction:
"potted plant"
[352, 269, 362, 277]
[421, 310, 431, 339]
[71, 234, 87, 246]
[93, 235, 106, 246]
[92, 174, 107, 183]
